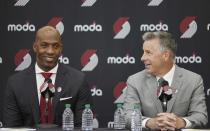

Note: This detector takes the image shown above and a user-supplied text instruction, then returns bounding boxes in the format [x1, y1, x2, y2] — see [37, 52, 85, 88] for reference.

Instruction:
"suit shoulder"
[178, 66, 201, 79]
[127, 70, 147, 82]
[8, 68, 31, 82]
[62, 64, 85, 78]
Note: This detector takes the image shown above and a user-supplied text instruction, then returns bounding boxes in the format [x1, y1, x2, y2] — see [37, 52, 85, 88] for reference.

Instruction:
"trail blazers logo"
[147, 0, 163, 6]
[113, 17, 130, 39]
[81, 0, 97, 7]
[14, 0, 30, 6]
[47, 17, 64, 35]
[113, 82, 127, 103]
[14, 49, 32, 71]
[180, 16, 197, 38]
[93, 114, 99, 128]
[81, 49, 98, 71]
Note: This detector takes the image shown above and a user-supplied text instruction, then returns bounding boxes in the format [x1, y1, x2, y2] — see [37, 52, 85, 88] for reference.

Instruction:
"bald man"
[3, 26, 92, 127]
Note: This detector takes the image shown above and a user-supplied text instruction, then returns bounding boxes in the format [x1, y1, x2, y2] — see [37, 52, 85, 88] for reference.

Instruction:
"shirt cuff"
[183, 118, 192, 128]
[142, 118, 150, 128]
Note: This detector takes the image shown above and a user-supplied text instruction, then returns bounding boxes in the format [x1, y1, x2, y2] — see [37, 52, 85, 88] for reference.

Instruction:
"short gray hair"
[142, 31, 177, 59]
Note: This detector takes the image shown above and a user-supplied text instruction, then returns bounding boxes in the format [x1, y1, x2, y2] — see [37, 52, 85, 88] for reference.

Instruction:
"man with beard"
[3, 26, 92, 127]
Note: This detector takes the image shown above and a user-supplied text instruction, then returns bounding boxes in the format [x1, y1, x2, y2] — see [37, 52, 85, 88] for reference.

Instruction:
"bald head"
[35, 26, 61, 43]
[33, 26, 63, 72]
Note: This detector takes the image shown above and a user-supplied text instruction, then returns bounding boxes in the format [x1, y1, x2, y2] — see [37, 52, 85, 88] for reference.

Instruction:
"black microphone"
[41, 78, 55, 97]
[40, 78, 55, 123]
[158, 80, 172, 112]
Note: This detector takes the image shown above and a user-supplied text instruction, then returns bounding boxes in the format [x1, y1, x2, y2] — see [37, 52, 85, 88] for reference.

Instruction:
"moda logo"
[58, 54, 69, 64]
[74, 21, 102, 32]
[14, 0, 30, 6]
[207, 89, 210, 96]
[81, 49, 98, 71]
[47, 17, 64, 35]
[81, 0, 97, 7]
[180, 16, 197, 38]
[14, 49, 32, 71]
[147, 0, 163, 6]
[8, 21, 35, 32]
[140, 20, 168, 31]
[0, 57, 2, 64]
[207, 24, 210, 31]
[113, 17, 130, 39]
[108, 121, 114, 128]
[113, 81, 127, 104]
[93, 114, 99, 128]
[91, 85, 103, 96]
[175, 53, 202, 64]
[107, 54, 135, 64]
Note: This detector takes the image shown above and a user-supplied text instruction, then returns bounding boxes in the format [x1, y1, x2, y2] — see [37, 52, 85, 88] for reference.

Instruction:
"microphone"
[40, 78, 55, 123]
[41, 78, 55, 98]
[158, 80, 172, 112]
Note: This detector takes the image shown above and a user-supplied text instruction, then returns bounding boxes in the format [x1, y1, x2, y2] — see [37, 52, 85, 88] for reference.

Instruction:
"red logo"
[93, 114, 99, 128]
[113, 82, 127, 103]
[14, 49, 32, 71]
[180, 16, 197, 38]
[148, 0, 163, 6]
[14, 0, 30, 6]
[47, 17, 64, 35]
[113, 17, 130, 39]
[81, 49, 98, 71]
[81, 0, 97, 7]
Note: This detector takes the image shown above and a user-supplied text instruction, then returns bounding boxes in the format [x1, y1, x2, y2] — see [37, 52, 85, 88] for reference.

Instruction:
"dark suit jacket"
[3, 64, 92, 127]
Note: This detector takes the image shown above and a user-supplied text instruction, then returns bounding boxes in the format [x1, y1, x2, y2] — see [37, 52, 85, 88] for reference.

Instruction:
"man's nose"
[46, 46, 54, 54]
[141, 53, 145, 62]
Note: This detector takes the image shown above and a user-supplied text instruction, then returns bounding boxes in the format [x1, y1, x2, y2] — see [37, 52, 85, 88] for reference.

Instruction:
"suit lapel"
[26, 65, 40, 124]
[146, 74, 163, 113]
[167, 65, 183, 113]
[51, 64, 66, 122]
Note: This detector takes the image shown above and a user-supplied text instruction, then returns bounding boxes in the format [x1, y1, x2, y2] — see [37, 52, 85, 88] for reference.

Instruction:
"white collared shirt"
[142, 64, 192, 128]
[156, 64, 175, 87]
[35, 63, 58, 104]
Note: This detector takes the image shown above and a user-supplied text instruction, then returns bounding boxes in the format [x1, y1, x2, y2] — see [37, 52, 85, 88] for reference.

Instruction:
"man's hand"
[146, 115, 176, 131]
[145, 117, 161, 130]
[146, 113, 186, 130]
[158, 113, 186, 129]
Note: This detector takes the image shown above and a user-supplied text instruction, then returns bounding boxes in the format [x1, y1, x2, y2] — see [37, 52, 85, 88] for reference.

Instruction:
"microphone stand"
[162, 96, 167, 112]
[45, 91, 49, 123]
[37, 87, 58, 129]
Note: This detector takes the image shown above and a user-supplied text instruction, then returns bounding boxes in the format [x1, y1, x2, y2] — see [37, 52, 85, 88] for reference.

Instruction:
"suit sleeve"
[123, 76, 148, 129]
[3, 78, 23, 127]
[184, 75, 208, 128]
[74, 75, 93, 127]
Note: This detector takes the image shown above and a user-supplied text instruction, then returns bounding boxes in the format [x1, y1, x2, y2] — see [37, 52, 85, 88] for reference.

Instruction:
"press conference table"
[32, 128, 180, 131]
[35, 128, 156, 131]
[36, 128, 129, 131]
[0, 127, 161, 131]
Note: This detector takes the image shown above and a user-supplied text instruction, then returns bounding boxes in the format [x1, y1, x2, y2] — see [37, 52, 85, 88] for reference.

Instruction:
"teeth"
[46, 57, 54, 62]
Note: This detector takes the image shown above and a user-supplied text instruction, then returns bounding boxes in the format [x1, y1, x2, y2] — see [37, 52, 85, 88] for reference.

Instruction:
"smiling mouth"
[45, 57, 55, 62]
[145, 64, 151, 68]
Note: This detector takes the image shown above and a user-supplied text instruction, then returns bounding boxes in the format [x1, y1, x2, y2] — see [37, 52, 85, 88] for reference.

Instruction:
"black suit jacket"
[3, 64, 92, 127]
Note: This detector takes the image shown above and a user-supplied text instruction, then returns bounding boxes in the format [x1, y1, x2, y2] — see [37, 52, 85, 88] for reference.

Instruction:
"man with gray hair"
[123, 31, 207, 130]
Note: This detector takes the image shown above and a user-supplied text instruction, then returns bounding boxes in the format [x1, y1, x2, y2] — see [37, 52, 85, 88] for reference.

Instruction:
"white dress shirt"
[35, 63, 58, 104]
[142, 64, 192, 128]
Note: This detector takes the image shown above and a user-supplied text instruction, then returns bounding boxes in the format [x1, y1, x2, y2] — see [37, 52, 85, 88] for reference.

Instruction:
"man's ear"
[33, 42, 37, 53]
[59, 43, 63, 53]
[163, 50, 171, 61]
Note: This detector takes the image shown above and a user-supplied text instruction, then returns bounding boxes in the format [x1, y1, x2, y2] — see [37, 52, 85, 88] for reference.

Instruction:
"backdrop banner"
[1, 0, 210, 128]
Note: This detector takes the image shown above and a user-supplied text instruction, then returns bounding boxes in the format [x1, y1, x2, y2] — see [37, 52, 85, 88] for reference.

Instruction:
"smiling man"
[3, 26, 92, 127]
[123, 31, 207, 130]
